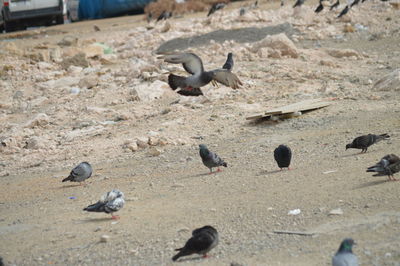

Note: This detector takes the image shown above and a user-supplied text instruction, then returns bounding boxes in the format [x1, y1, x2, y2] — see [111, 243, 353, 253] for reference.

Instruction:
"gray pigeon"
[337, 5, 350, 17]
[367, 154, 400, 181]
[207, 3, 226, 17]
[293, 0, 305, 8]
[222, 53, 234, 71]
[332, 238, 358, 266]
[62, 162, 92, 184]
[83, 189, 125, 219]
[172, 225, 219, 261]
[158, 52, 242, 96]
[315, 0, 324, 12]
[346, 133, 389, 153]
[330, 0, 340, 10]
[199, 144, 227, 173]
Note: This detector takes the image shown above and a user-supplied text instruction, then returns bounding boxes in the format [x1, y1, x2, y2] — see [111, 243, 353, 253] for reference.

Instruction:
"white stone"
[374, 68, 400, 91]
[250, 33, 299, 58]
[24, 113, 50, 128]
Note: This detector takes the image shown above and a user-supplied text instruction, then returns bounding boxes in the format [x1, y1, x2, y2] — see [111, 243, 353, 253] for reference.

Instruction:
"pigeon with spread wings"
[159, 52, 242, 96]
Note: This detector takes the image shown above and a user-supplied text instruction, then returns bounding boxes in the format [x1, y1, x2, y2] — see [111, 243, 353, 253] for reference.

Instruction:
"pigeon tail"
[62, 175, 73, 182]
[83, 202, 106, 213]
[172, 249, 191, 261]
[221, 162, 227, 167]
[168, 74, 186, 90]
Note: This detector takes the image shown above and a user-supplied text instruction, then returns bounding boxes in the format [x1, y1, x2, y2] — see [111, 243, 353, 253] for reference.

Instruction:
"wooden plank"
[246, 99, 331, 120]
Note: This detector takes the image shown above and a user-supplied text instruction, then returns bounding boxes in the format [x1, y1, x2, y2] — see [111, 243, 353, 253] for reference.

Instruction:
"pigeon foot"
[111, 215, 120, 220]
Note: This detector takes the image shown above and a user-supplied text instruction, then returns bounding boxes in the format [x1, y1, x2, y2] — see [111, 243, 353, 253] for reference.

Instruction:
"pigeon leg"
[288, 167, 291, 170]
[202, 254, 209, 258]
[111, 215, 120, 220]
[186, 86, 194, 91]
[208, 168, 213, 175]
[217, 168, 222, 172]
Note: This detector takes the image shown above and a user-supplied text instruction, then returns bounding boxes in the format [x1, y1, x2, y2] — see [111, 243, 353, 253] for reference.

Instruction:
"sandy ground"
[1, 0, 400, 265]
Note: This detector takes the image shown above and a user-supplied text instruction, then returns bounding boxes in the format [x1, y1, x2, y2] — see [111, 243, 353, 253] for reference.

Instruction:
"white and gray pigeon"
[62, 162, 92, 184]
[199, 144, 227, 174]
[367, 154, 400, 181]
[332, 238, 358, 266]
[172, 225, 219, 261]
[158, 52, 242, 96]
[83, 189, 125, 219]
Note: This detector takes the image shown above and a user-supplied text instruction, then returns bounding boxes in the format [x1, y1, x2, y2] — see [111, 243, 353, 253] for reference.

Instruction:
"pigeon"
[93, 25, 100, 32]
[0, 257, 3, 266]
[172, 225, 219, 261]
[159, 52, 242, 96]
[239, 7, 246, 16]
[274, 145, 292, 170]
[345, 133, 389, 153]
[222, 52, 234, 71]
[62, 162, 93, 184]
[315, 0, 324, 12]
[350, 0, 360, 7]
[83, 189, 125, 219]
[199, 144, 227, 173]
[157, 10, 172, 22]
[367, 154, 400, 181]
[332, 238, 359, 266]
[337, 5, 350, 17]
[207, 3, 226, 17]
[330, 0, 340, 10]
[293, 0, 305, 8]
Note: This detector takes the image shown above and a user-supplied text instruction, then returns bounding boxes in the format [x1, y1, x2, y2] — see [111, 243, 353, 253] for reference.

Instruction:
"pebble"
[100, 235, 110, 243]
[329, 208, 343, 215]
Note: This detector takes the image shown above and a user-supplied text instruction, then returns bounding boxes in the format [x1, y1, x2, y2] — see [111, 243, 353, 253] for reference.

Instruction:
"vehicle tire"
[0, 23, 4, 33]
[55, 15, 64, 25]
[4, 21, 16, 32]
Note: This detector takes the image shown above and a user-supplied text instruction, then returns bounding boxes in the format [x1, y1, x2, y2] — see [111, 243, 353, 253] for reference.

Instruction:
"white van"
[0, 0, 64, 33]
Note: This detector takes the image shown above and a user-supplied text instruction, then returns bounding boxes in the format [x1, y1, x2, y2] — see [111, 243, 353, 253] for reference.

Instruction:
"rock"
[134, 80, 172, 102]
[373, 68, 400, 91]
[128, 88, 140, 102]
[37, 62, 54, 70]
[329, 208, 343, 215]
[148, 147, 161, 156]
[4, 42, 23, 56]
[24, 113, 50, 128]
[343, 24, 355, 33]
[83, 44, 104, 58]
[78, 75, 99, 89]
[126, 142, 138, 152]
[60, 53, 89, 69]
[326, 48, 361, 59]
[319, 59, 338, 67]
[37, 76, 80, 89]
[100, 235, 110, 243]
[249, 33, 299, 58]
[25, 136, 47, 150]
[57, 36, 78, 47]
[63, 126, 105, 142]
[148, 137, 159, 146]
[390, 2, 400, 9]
[136, 137, 149, 149]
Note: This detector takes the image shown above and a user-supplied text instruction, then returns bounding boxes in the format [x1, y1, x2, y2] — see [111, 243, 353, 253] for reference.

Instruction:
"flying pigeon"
[293, 0, 305, 8]
[222, 53, 234, 71]
[274, 145, 292, 170]
[332, 238, 359, 266]
[345, 133, 389, 153]
[157, 10, 172, 22]
[367, 154, 400, 181]
[315, 0, 324, 12]
[62, 162, 93, 184]
[159, 52, 242, 96]
[330, 0, 340, 10]
[207, 3, 226, 17]
[172, 225, 219, 261]
[83, 189, 125, 219]
[199, 144, 227, 174]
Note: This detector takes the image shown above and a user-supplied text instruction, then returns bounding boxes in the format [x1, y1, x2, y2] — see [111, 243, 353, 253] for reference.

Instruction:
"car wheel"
[56, 14, 64, 25]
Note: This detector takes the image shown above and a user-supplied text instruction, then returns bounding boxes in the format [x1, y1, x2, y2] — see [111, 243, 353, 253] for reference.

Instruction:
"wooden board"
[246, 99, 332, 120]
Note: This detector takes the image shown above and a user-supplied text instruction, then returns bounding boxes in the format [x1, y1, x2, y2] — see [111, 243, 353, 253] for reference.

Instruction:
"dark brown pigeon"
[172, 225, 219, 261]
[367, 154, 400, 181]
[274, 145, 292, 170]
[346, 134, 389, 153]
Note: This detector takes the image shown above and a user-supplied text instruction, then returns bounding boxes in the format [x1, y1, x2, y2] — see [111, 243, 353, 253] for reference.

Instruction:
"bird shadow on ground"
[340, 152, 365, 158]
[55, 184, 84, 189]
[354, 179, 388, 189]
[175, 256, 205, 262]
[259, 169, 282, 175]
[74, 217, 113, 224]
[181, 172, 217, 179]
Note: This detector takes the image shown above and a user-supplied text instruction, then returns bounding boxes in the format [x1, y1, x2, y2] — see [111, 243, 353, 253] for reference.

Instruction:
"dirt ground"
[1, 0, 400, 265]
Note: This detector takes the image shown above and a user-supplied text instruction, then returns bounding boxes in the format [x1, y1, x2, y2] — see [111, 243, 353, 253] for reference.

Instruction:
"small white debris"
[323, 170, 337, 174]
[100, 235, 110, 243]
[288, 209, 301, 215]
[329, 208, 343, 215]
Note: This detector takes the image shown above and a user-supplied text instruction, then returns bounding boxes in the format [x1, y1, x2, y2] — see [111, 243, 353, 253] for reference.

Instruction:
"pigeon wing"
[211, 69, 242, 89]
[161, 53, 204, 75]
[105, 197, 125, 213]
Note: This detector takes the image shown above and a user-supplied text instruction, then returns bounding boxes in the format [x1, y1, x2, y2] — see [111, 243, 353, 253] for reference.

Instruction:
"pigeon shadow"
[76, 217, 114, 224]
[55, 184, 84, 189]
[354, 179, 388, 189]
[259, 169, 282, 175]
[174, 256, 205, 262]
[340, 152, 366, 158]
